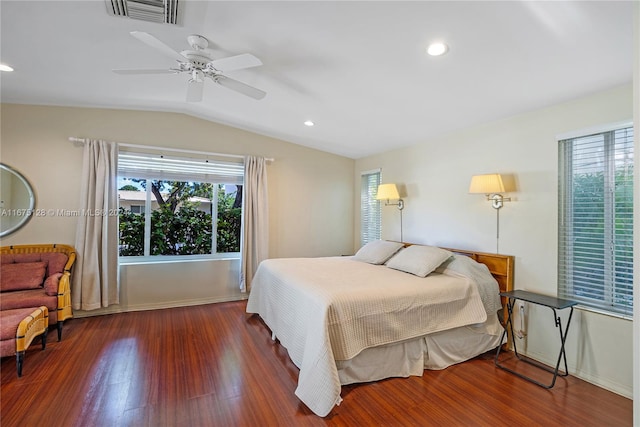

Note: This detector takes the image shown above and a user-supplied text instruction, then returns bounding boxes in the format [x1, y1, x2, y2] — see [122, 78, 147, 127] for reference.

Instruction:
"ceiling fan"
[113, 31, 266, 102]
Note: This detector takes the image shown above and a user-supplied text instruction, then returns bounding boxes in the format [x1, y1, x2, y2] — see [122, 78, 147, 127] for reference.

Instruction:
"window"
[360, 169, 381, 246]
[130, 205, 144, 214]
[558, 124, 633, 317]
[118, 151, 244, 259]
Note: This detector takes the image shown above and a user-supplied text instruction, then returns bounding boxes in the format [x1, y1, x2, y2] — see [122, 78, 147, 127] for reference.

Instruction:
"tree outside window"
[118, 178, 242, 257]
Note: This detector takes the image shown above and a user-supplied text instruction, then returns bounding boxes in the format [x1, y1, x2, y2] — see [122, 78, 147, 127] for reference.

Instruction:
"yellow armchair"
[1, 244, 76, 340]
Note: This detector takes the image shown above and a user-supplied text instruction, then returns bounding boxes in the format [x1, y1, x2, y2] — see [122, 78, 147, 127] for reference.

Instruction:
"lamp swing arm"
[487, 193, 511, 210]
[384, 198, 404, 210]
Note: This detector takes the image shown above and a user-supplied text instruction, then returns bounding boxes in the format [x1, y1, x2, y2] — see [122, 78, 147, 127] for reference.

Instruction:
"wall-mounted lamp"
[469, 173, 512, 253]
[469, 173, 511, 209]
[376, 183, 405, 241]
[376, 183, 404, 210]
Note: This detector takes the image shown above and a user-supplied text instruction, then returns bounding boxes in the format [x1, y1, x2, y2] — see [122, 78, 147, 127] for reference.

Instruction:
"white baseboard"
[73, 295, 248, 318]
[523, 349, 633, 399]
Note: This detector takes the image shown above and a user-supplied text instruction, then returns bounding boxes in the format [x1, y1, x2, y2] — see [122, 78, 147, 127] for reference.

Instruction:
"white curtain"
[240, 156, 269, 292]
[72, 139, 119, 310]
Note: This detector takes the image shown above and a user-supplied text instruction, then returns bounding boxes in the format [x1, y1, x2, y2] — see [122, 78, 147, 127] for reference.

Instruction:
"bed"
[245, 241, 514, 417]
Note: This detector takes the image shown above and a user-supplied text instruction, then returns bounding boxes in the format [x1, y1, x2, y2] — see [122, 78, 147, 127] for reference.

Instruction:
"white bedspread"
[246, 256, 495, 416]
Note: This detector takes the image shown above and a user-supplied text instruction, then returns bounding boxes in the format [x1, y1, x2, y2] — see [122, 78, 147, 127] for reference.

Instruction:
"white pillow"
[385, 245, 452, 277]
[353, 240, 404, 265]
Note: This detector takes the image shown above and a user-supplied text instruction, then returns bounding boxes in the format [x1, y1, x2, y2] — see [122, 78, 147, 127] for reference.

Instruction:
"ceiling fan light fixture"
[0, 64, 14, 72]
[427, 42, 449, 56]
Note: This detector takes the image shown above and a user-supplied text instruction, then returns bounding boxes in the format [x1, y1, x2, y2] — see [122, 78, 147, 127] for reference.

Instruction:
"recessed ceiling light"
[304, 120, 314, 127]
[0, 64, 14, 72]
[427, 42, 448, 56]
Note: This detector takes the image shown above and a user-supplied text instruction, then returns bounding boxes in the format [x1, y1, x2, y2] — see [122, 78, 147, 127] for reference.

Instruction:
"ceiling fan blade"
[208, 54, 262, 72]
[130, 31, 188, 63]
[186, 80, 204, 102]
[113, 69, 176, 75]
[214, 75, 266, 100]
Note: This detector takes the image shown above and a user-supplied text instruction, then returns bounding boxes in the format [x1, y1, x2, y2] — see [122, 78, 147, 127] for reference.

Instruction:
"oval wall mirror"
[0, 164, 36, 237]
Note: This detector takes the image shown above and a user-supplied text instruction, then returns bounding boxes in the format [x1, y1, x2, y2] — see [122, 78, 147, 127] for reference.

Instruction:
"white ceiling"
[0, 1, 633, 159]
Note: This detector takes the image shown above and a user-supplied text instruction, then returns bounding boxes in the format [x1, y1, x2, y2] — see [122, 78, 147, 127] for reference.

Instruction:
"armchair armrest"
[57, 270, 73, 322]
[58, 249, 75, 322]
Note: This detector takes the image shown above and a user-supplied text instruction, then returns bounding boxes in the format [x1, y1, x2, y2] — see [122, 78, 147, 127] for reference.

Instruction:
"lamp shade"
[376, 183, 400, 200]
[469, 174, 505, 194]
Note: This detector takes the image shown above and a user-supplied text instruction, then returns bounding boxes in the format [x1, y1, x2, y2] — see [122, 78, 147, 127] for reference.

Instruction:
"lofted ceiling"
[0, 1, 633, 159]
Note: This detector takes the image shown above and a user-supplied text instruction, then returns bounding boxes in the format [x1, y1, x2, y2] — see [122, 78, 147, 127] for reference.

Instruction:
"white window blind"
[361, 170, 381, 246]
[118, 151, 244, 184]
[558, 125, 634, 317]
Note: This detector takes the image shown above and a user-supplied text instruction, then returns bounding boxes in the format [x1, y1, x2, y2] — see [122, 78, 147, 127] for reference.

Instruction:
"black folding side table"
[494, 290, 578, 389]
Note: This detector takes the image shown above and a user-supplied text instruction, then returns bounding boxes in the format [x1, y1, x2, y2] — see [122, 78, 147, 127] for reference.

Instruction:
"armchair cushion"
[0, 262, 48, 292]
[0, 289, 58, 324]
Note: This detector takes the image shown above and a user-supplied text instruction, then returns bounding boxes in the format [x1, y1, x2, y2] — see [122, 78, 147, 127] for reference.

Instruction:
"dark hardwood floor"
[1, 301, 632, 427]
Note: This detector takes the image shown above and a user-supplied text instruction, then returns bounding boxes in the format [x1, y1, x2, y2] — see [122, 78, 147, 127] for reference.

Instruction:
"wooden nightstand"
[494, 290, 578, 389]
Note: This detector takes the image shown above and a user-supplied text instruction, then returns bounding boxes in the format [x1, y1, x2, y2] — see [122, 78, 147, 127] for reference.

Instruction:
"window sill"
[119, 253, 240, 266]
[575, 305, 632, 321]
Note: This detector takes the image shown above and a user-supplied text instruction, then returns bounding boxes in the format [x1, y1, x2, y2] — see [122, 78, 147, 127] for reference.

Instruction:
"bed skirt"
[336, 313, 504, 385]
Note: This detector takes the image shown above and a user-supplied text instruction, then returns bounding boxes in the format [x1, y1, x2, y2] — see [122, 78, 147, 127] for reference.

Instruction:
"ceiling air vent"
[106, 0, 179, 25]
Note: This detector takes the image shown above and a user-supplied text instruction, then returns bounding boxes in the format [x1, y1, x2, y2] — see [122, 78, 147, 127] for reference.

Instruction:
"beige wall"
[0, 104, 355, 312]
[355, 84, 634, 398]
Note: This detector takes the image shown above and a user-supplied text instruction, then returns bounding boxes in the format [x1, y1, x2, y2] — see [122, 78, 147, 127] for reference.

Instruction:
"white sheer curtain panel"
[72, 139, 119, 310]
[240, 156, 269, 292]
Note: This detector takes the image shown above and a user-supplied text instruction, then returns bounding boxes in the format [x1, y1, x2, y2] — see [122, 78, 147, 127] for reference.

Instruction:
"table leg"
[495, 299, 575, 389]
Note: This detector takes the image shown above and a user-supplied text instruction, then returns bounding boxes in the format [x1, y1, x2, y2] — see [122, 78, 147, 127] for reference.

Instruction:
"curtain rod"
[68, 137, 274, 162]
